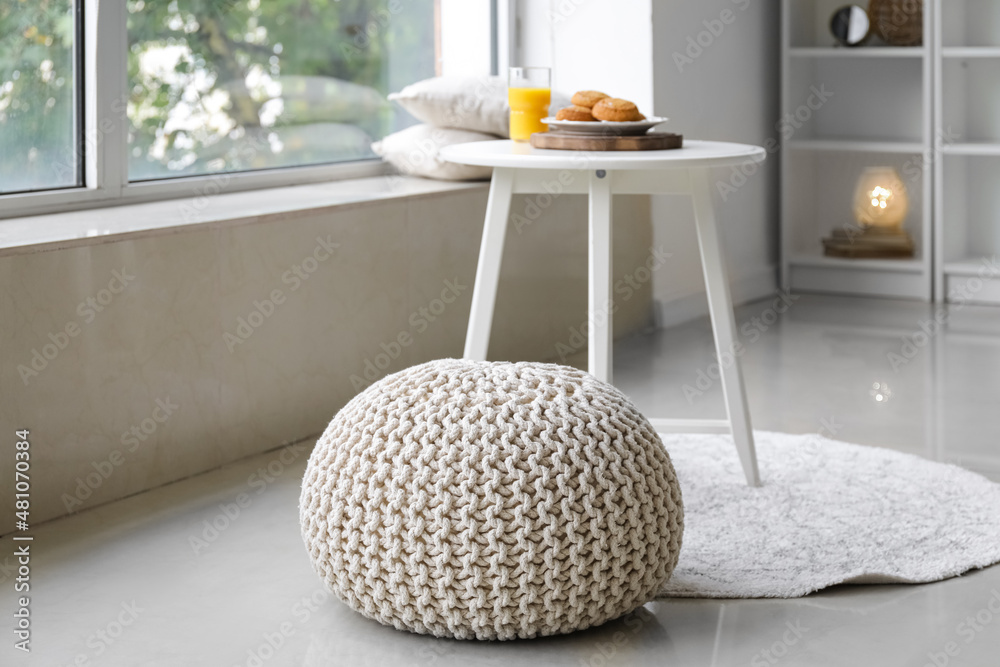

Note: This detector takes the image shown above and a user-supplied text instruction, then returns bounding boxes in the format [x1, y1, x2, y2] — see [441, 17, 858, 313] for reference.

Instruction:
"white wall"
[649, 0, 781, 326]
[514, 0, 780, 326]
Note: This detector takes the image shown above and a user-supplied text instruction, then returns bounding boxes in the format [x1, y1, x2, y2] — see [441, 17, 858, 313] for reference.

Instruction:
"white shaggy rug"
[656, 431, 1000, 598]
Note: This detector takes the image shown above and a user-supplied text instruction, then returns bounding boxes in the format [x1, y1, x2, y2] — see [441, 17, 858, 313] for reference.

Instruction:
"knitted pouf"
[299, 359, 684, 640]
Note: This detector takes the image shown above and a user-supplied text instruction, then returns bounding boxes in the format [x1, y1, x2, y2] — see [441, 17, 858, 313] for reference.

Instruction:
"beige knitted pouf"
[299, 359, 683, 640]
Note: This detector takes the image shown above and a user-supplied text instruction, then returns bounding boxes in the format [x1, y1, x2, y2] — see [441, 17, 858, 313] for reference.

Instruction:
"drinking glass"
[508, 67, 552, 142]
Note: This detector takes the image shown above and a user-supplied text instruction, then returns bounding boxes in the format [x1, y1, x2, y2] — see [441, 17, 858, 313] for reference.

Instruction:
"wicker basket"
[869, 0, 924, 46]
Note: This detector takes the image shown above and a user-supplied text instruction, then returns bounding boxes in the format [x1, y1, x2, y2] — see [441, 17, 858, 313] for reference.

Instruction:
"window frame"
[1, 0, 461, 220]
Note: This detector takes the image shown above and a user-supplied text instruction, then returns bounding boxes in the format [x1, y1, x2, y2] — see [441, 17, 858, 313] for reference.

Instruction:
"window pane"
[126, 0, 437, 181]
[0, 0, 81, 194]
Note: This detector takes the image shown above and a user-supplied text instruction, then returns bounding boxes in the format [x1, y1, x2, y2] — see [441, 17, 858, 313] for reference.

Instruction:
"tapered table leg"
[464, 168, 515, 360]
[690, 168, 761, 487]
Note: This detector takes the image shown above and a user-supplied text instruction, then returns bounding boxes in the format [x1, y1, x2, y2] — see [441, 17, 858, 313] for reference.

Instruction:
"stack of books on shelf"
[822, 226, 915, 259]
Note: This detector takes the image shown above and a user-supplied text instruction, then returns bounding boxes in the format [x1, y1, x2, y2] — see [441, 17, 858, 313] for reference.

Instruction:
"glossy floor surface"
[4, 295, 1000, 666]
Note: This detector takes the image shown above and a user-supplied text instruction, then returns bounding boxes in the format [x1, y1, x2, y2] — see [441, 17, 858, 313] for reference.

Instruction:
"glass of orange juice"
[508, 67, 551, 142]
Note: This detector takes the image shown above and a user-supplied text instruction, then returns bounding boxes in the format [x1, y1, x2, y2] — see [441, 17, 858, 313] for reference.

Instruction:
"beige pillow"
[389, 75, 570, 138]
[372, 124, 494, 181]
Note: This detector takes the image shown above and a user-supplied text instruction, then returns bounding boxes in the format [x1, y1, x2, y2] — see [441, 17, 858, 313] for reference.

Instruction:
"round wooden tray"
[530, 131, 683, 152]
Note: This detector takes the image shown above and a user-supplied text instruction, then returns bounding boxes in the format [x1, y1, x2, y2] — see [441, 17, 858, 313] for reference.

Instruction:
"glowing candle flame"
[855, 171, 906, 228]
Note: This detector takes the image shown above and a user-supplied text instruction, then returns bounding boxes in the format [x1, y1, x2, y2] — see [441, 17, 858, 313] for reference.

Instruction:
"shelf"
[788, 47, 925, 58]
[940, 59, 1000, 145]
[787, 254, 929, 299]
[789, 254, 925, 273]
[787, 139, 925, 153]
[940, 0, 1000, 52]
[942, 270, 1000, 305]
[943, 258, 1000, 277]
[942, 143, 1000, 156]
[942, 47, 1000, 58]
[786, 57, 924, 143]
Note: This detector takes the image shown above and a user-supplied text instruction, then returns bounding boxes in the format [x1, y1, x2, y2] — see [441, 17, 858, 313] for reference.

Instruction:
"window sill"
[0, 176, 489, 257]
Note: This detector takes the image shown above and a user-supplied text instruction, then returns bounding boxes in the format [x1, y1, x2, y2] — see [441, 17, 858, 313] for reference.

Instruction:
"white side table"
[441, 139, 766, 486]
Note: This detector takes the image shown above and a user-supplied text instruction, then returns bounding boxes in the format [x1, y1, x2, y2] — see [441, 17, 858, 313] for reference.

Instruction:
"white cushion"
[300, 359, 684, 640]
[371, 124, 494, 181]
[389, 75, 571, 138]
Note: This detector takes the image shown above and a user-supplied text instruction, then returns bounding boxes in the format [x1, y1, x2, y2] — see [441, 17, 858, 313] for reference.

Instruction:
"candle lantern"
[823, 166, 915, 259]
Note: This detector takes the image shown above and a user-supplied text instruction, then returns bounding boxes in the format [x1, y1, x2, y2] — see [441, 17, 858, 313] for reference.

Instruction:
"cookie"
[591, 97, 643, 122]
[555, 105, 596, 122]
[571, 90, 609, 108]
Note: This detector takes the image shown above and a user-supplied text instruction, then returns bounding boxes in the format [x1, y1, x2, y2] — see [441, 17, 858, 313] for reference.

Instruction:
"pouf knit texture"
[299, 359, 684, 640]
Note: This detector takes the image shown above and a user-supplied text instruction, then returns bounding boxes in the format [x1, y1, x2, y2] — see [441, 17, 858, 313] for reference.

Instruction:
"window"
[126, 0, 437, 180]
[0, 0, 82, 194]
[1, 0, 453, 217]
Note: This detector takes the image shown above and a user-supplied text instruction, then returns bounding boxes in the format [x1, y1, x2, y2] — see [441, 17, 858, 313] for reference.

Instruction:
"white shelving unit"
[788, 46, 925, 57]
[935, 0, 1000, 304]
[781, 0, 934, 300]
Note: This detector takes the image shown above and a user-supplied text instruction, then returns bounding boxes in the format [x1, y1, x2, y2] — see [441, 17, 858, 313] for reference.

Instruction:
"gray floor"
[4, 294, 1000, 666]
[613, 293, 1000, 484]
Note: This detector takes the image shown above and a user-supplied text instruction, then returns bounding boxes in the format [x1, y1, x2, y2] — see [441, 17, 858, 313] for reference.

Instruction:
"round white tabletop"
[441, 139, 766, 171]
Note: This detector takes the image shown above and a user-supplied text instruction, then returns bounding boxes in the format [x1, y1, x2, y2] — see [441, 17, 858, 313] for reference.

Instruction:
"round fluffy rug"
[657, 431, 1000, 598]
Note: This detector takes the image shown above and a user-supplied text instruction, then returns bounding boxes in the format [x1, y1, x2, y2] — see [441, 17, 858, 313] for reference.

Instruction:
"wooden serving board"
[530, 131, 683, 151]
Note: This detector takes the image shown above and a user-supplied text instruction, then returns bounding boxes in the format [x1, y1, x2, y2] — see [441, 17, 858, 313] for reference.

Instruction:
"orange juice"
[508, 87, 551, 142]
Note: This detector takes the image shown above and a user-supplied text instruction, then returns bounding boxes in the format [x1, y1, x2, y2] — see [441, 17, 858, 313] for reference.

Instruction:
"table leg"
[690, 168, 761, 487]
[589, 170, 613, 384]
[464, 167, 514, 360]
